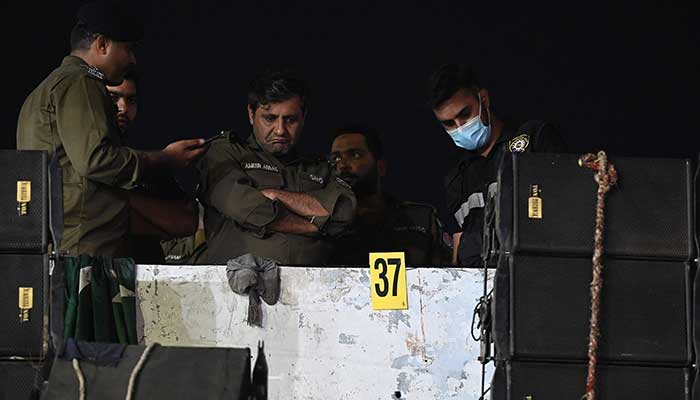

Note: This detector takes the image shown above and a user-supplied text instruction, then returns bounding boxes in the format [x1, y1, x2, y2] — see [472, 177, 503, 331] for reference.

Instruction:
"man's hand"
[260, 189, 278, 201]
[163, 139, 206, 169]
[452, 232, 462, 265]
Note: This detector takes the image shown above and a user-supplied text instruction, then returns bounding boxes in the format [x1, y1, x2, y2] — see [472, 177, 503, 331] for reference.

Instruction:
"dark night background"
[2, 1, 698, 226]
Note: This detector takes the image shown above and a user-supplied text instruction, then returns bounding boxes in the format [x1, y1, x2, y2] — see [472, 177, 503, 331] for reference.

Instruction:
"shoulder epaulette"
[224, 130, 239, 143]
[81, 65, 105, 81]
[334, 176, 352, 190]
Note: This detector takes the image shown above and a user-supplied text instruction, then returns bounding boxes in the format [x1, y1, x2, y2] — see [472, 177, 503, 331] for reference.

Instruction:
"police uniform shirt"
[330, 194, 450, 266]
[16, 56, 144, 257]
[445, 119, 566, 266]
[198, 133, 357, 265]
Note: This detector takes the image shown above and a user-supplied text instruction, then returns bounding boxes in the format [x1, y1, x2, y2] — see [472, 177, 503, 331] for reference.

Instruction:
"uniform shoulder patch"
[508, 134, 530, 153]
[334, 176, 352, 190]
[81, 65, 105, 81]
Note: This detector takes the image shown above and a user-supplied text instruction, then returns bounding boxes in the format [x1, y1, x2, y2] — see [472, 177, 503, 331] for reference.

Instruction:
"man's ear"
[247, 105, 255, 125]
[377, 159, 387, 177]
[479, 88, 490, 110]
[94, 35, 110, 55]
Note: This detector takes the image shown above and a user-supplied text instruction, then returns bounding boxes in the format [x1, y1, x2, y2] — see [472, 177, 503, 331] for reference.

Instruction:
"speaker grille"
[508, 255, 691, 364]
[492, 361, 690, 400]
[500, 153, 694, 260]
[0, 361, 45, 400]
[0, 150, 48, 253]
[0, 254, 48, 359]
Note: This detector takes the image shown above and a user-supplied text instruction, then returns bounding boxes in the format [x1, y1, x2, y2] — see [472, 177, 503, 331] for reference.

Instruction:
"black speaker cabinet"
[0, 360, 46, 400]
[0, 254, 49, 360]
[0, 150, 49, 254]
[491, 361, 691, 400]
[493, 255, 693, 365]
[45, 345, 251, 400]
[497, 153, 695, 260]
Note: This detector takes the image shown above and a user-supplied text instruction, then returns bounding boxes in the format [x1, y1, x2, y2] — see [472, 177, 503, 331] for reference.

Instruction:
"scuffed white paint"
[136, 265, 494, 399]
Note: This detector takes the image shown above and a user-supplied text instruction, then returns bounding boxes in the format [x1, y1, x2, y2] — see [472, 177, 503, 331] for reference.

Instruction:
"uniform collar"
[62, 55, 89, 67]
[62, 55, 106, 81]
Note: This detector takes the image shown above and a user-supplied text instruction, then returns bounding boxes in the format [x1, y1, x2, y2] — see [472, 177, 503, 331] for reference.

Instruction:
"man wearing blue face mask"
[428, 64, 566, 266]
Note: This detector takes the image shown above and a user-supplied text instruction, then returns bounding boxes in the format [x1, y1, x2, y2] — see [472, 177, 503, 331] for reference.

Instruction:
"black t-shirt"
[444, 119, 566, 266]
[329, 194, 450, 266]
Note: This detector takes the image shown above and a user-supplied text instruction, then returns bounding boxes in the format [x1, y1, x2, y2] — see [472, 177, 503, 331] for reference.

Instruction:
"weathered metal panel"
[136, 265, 494, 399]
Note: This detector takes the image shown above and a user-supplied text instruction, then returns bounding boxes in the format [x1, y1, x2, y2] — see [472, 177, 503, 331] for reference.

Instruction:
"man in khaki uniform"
[16, 1, 205, 257]
[198, 70, 356, 265]
[328, 125, 451, 265]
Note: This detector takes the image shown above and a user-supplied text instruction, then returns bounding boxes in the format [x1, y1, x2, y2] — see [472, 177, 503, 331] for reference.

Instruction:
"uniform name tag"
[369, 252, 408, 310]
[244, 162, 279, 173]
[528, 184, 542, 219]
[393, 226, 428, 234]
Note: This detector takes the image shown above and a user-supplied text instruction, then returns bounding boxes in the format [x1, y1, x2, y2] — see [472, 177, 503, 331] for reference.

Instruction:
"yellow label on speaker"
[17, 181, 31, 203]
[528, 184, 542, 219]
[528, 197, 542, 218]
[18, 287, 33, 310]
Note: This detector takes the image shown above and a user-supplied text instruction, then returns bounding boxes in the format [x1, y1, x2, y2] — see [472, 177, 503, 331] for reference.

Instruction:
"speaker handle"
[48, 152, 64, 251]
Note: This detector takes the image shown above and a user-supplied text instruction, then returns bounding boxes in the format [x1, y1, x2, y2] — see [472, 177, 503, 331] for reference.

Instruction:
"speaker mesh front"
[0, 361, 45, 400]
[0, 150, 48, 253]
[510, 255, 690, 364]
[498, 361, 690, 400]
[0, 253, 48, 359]
[505, 154, 694, 260]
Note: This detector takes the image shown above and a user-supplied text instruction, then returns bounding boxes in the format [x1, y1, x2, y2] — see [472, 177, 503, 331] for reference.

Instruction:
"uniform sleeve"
[307, 176, 357, 237]
[533, 122, 567, 153]
[53, 75, 143, 188]
[199, 143, 286, 237]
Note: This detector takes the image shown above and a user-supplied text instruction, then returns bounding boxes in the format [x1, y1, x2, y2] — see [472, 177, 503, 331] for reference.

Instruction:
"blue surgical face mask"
[446, 95, 491, 151]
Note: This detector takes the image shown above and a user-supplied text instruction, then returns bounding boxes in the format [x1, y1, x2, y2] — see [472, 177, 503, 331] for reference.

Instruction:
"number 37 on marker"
[369, 252, 408, 310]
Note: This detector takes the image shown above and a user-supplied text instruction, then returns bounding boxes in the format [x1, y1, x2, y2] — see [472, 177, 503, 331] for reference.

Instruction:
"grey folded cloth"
[226, 254, 280, 327]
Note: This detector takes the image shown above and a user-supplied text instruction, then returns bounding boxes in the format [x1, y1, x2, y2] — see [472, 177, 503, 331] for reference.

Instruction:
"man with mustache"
[16, 1, 205, 257]
[106, 69, 138, 139]
[198, 69, 356, 265]
[328, 125, 450, 265]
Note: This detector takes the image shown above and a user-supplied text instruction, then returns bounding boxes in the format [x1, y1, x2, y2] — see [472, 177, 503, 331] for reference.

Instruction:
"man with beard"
[106, 70, 200, 263]
[16, 1, 205, 257]
[197, 69, 356, 265]
[329, 125, 450, 265]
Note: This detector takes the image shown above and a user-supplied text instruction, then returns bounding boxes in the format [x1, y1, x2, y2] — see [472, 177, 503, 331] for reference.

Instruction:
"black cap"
[77, 0, 144, 42]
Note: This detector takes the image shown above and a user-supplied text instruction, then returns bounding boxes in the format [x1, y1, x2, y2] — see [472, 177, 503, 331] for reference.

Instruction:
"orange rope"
[578, 151, 617, 400]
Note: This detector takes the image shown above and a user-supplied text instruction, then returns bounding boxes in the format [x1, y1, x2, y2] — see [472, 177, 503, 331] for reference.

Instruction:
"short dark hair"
[333, 124, 384, 160]
[70, 23, 100, 51]
[247, 69, 309, 114]
[122, 67, 139, 87]
[427, 64, 481, 110]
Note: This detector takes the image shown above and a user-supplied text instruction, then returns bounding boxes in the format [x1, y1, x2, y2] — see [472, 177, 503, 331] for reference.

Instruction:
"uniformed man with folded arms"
[198, 69, 356, 265]
[16, 1, 205, 257]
